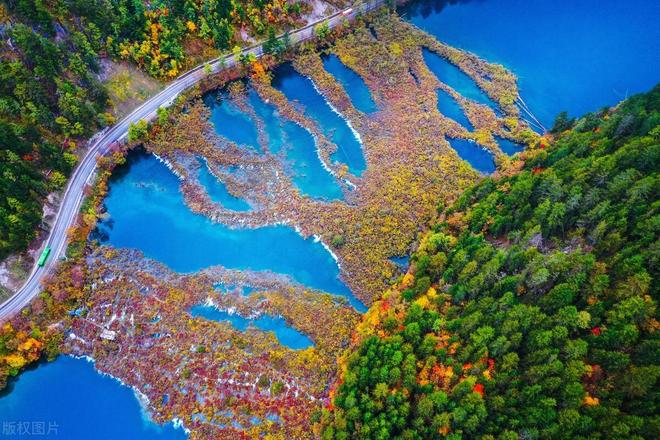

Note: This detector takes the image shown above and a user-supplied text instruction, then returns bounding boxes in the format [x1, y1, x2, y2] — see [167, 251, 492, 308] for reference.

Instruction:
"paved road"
[0, 1, 386, 322]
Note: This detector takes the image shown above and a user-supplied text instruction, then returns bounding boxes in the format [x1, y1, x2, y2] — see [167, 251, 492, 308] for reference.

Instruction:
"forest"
[322, 86, 659, 439]
[0, 0, 305, 259]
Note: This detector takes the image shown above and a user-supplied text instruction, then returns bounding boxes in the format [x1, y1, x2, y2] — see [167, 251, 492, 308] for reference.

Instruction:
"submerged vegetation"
[0, 0, 306, 260]
[323, 86, 659, 439]
[1, 8, 544, 438]
[11, 4, 657, 440]
[144, 13, 534, 306]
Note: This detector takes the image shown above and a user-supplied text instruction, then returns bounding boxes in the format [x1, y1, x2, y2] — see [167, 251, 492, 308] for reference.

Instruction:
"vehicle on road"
[0, 0, 384, 322]
[37, 247, 51, 267]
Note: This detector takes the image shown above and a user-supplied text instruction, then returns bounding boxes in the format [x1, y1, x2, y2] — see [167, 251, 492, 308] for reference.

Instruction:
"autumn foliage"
[323, 87, 660, 439]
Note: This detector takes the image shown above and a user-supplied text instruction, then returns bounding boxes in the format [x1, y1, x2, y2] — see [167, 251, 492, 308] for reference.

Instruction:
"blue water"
[97, 152, 365, 311]
[446, 137, 496, 174]
[422, 48, 495, 108]
[220, 85, 344, 200]
[249, 83, 345, 200]
[403, 0, 660, 127]
[213, 283, 258, 296]
[389, 255, 410, 268]
[190, 305, 314, 350]
[281, 122, 345, 200]
[322, 54, 377, 114]
[272, 63, 367, 176]
[0, 356, 186, 440]
[205, 91, 260, 151]
[247, 88, 286, 153]
[436, 88, 473, 130]
[496, 137, 524, 156]
[197, 159, 251, 211]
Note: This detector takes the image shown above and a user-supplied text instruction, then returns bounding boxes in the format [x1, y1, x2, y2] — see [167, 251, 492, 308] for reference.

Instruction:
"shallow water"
[446, 138, 496, 174]
[0, 356, 186, 440]
[246, 87, 286, 153]
[389, 255, 410, 268]
[197, 158, 251, 211]
[404, 0, 660, 127]
[96, 151, 365, 311]
[422, 48, 495, 108]
[322, 54, 377, 114]
[280, 121, 345, 200]
[496, 137, 525, 156]
[435, 88, 473, 130]
[205, 91, 260, 151]
[272, 63, 367, 176]
[190, 304, 314, 350]
[209, 85, 345, 200]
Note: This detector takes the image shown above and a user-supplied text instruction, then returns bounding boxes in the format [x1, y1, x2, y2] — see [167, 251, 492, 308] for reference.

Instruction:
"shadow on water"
[107, 145, 148, 183]
[399, 0, 482, 19]
[0, 358, 48, 398]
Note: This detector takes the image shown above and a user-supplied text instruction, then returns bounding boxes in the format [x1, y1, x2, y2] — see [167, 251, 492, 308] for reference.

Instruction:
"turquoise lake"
[0, 356, 186, 440]
[205, 91, 260, 151]
[95, 151, 365, 312]
[272, 63, 367, 176]
[206, 85, 345, 200]
[190, 304, 314, 350]
[403, 0, 660, 127]
[321, 54, 378, 114]
[4, 1, 657, 437]
[197, 158, 252, 211]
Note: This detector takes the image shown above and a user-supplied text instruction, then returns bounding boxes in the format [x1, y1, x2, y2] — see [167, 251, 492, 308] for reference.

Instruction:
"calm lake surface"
[447, 138, 496, 174]
[423, 48, 495, 108]
[5, 1, 657, 437]
[436, 88, 473, 131]
[206, 85, 346, 200]
[190, 305, 315, 350]
[95, 151, 365, 311]
[197, 158, 252, 211]
[403, 0, 660, 127]
[272, 63, 367, 176]
[0, 356, 186, 440]
[321, 54, 378, 114]
[205, 91, 260, 151]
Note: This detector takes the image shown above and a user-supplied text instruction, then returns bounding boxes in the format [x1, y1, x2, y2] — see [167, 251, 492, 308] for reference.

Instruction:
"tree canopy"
[323, 85, 660, 439]
[0, 0, 305, 258]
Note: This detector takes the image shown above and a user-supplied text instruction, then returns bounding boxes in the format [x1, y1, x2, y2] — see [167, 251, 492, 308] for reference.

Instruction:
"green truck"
[37, 246, 51, 267]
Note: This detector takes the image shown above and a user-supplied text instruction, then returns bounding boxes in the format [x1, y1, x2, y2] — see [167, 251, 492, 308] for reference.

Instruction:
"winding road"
[0, 1, 386, 322]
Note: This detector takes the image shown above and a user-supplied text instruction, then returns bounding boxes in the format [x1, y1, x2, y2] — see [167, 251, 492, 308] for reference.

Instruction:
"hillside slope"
[322, 86, 659, 439]
[0, 0, 306, 260]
